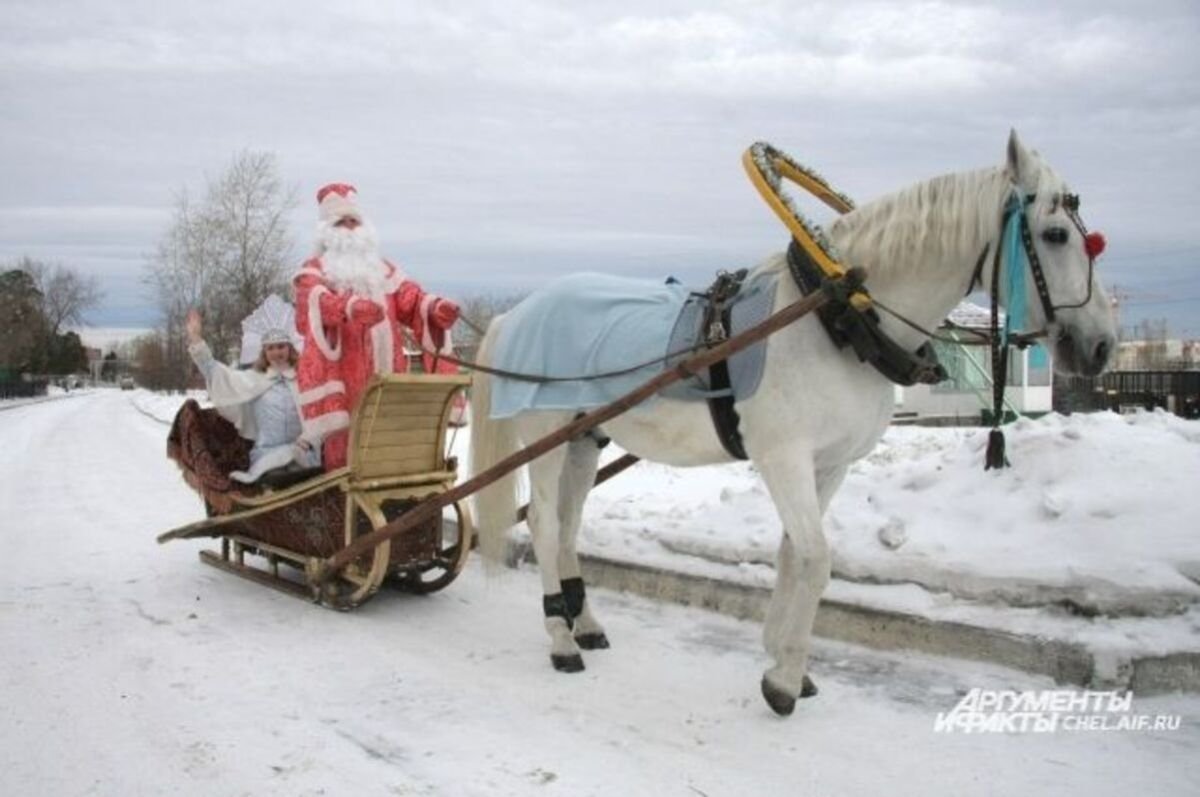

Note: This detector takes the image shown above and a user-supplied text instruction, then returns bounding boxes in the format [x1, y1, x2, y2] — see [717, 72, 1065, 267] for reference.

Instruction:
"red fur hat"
[316, 183, 361, 224]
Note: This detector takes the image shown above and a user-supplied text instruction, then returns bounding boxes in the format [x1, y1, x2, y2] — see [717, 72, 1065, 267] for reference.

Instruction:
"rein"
[427, 145, 1098, 473]
[416, 335, 710, 385]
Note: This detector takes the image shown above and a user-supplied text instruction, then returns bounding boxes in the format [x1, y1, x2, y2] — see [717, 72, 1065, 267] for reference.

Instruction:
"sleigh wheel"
[392, 500, 472, 594]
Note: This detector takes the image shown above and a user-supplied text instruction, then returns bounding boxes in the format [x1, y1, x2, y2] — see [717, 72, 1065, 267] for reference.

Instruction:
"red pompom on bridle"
[1084, 231, 1106, 260]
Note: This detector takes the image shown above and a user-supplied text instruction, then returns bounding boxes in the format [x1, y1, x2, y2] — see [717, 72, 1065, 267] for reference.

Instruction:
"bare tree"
[209, 151, 294, 319]
[146, 151, 297, 388]
[453, 291, 527, 360]
[129, 331, 172, 391]
[18, 257, 104, 335]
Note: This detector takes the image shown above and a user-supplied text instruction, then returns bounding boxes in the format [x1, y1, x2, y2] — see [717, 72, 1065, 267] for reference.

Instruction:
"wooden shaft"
[315, 289, 829, 582]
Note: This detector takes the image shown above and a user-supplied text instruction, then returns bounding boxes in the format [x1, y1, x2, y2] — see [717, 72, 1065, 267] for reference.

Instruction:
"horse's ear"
[1006, 129, 1036, 189]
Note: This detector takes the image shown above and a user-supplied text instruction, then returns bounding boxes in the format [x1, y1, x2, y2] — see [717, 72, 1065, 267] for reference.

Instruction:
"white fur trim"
[382, 260, 407, 291]
[298, 380, 346, 406]
[307, 285, 342, 362]
[370, 310, 394, 375]
[295, 265, 324, 281]
[419, 294, 455, 355]
[229, 445, 297, 484]
[419, 294, 438, 351]
[318, 191, 360, 224]
[304, 411, 350, 438]
[346, 295, 394, 374]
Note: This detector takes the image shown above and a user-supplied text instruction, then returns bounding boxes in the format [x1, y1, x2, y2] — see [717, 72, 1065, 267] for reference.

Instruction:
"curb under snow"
[577, 552, 1200, 696]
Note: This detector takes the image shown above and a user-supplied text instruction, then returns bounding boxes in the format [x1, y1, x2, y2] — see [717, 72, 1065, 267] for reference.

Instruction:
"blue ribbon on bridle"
[984, 192, 1030, 471]
[1000, 193, 1029, 345]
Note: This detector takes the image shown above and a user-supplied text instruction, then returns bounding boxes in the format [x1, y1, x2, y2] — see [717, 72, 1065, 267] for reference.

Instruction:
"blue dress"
[189, 341, 321, 477]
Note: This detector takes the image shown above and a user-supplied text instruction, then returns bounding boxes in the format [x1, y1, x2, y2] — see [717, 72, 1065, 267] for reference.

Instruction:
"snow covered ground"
[2, 390, 1198, 795]
[580, 411, 1200, 616]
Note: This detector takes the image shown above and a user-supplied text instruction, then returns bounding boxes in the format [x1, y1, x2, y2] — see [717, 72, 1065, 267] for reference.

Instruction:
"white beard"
[316, 220, 391, 296]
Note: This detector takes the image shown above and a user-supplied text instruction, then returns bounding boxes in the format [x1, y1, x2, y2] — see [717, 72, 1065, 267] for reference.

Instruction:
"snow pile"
[828, 412, 1200, 616]
[128, 389, 204, 424]
[581, 411, 1200, 618]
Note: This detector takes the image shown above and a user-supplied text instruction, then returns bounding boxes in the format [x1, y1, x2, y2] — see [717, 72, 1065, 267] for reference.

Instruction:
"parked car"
[119, 376, 135, 390]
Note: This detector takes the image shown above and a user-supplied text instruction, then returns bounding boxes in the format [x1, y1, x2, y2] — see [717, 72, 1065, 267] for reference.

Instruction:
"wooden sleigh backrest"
[348, 373, 471, 482]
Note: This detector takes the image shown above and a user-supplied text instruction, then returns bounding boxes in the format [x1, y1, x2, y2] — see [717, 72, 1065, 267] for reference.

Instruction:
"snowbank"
[581, 411, 1200, 618]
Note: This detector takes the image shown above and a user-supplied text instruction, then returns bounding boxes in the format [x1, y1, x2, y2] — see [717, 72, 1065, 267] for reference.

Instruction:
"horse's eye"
[1041, 227, 1069, 245]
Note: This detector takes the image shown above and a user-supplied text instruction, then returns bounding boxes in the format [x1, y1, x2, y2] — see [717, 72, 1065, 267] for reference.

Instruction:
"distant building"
[1113, 338, 1199, 371]
[894, 302, 1052, 424]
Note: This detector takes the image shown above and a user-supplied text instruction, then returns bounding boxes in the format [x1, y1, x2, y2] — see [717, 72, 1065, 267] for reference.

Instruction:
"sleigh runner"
[159, 373, 472, 609]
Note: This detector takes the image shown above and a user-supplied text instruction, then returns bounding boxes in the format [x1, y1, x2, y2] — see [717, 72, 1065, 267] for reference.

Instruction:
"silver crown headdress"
[239, 294, 302, 365]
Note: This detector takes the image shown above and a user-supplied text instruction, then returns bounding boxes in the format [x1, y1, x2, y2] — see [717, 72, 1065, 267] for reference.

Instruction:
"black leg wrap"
[562, 577, 610, 649]
[543, 593, 573, 630]
[561, 577, 585, 620]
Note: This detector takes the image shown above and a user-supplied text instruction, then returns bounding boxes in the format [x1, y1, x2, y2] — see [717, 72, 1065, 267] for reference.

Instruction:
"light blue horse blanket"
[489, 271, 777, 419]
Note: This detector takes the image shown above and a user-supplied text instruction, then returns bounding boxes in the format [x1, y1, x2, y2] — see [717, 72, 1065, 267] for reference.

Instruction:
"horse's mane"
[755, 155, 1067, 284]
[829, 168, 1012, 279]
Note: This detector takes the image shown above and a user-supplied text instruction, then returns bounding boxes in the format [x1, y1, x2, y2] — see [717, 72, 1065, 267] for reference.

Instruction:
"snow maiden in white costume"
[187, 295, 321, 484]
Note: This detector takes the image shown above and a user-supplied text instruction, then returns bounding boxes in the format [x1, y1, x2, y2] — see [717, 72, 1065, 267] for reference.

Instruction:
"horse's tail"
[469, 315, 523, 570]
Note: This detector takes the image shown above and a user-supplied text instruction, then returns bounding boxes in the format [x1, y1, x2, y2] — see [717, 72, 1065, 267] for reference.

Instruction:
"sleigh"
[159, 373, 472, 609]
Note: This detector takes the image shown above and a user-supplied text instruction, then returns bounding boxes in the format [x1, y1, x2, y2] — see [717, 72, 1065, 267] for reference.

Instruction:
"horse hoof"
[800, 675, 818, 698]
[575, 632, 610, 650]
[551, 653, 585, 673]
[761, 676, 796, 716]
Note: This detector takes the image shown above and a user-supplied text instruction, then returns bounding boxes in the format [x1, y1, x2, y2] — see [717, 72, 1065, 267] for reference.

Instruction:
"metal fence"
[0, 379, 49, 400]
[1056, 370, 1200, 418]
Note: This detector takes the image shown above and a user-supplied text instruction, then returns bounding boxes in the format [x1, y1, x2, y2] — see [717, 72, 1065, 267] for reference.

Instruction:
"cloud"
[1, 0, 1198, 332]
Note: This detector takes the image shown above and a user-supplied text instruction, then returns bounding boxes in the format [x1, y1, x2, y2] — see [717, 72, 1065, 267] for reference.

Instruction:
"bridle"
[978, 186, 1105, 469]
[965, 187, 1103, 340]
[1015, 190, 1100, 327]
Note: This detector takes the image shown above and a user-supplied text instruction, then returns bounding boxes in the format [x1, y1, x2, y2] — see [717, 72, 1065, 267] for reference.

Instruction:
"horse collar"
[786, 240, 946, 386]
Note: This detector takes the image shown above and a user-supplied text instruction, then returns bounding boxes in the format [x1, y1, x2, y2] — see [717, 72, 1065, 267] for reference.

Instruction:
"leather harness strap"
[786, 239, 946, 387]
[697, 245, 949, 461]
[706, 318, 750, 460]
[700, 269, 751, 461]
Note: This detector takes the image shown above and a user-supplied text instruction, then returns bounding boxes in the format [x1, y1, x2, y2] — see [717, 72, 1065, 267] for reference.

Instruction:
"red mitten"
[348, 299, 385, 327]
[431, 298, 459, 328]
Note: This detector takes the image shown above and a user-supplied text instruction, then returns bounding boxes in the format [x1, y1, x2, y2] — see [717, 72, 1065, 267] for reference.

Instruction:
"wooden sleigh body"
[159, 373, 472, 610]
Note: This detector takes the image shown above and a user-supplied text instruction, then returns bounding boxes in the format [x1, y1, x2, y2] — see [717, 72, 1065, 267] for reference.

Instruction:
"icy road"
[1, 391, 1196, 796]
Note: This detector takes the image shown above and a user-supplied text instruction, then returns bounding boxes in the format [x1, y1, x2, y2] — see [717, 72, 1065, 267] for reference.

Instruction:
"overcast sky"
[2, 0, 1198, 336]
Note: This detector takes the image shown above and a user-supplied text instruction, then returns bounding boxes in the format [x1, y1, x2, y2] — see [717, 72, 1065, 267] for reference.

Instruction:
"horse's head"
[1004, 131, 1116, 376]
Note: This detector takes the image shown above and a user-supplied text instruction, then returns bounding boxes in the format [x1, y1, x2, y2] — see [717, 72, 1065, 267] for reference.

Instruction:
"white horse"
[469, 131, 1116, 716]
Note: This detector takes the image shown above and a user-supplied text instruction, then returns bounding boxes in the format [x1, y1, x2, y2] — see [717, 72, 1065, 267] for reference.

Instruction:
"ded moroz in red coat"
[294, 256, 457, 470]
